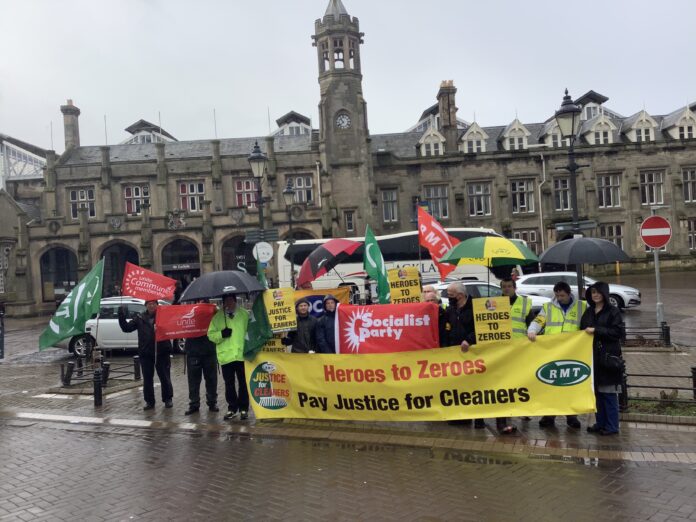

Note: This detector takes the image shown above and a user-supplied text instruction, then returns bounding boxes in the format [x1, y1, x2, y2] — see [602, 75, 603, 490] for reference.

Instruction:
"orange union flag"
[155, 303, 217, 341]
[337, 302, 439, 354]
[122, 262, 177, 301]
[417, 207, 460, 281]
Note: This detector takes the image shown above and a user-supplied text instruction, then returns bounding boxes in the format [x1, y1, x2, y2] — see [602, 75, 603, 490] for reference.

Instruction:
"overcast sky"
[1, 0, 695, 152]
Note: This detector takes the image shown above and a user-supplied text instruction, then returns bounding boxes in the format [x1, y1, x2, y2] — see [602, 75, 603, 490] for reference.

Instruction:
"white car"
[515, 272, 641, 309]
[431, 280, 551, 314]
[57, 297, 176, 356]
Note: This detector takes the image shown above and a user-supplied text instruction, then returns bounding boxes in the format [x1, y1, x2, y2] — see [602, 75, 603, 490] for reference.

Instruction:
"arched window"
[40, 247, 78, 302]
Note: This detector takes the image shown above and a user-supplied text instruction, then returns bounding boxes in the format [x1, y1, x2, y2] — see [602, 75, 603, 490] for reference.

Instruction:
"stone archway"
[161, 238, 200, 291]
[39, 247, 78, 302]
[221, 236, 256, 275]
[101, 243, 139, 297]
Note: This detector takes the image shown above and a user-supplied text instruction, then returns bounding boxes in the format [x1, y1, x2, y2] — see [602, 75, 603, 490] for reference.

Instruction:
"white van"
[276, 227, 505, 301]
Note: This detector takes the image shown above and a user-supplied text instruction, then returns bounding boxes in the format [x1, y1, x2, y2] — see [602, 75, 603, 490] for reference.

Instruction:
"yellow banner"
[261, 335, 289, 353]
[245, 331, 595, 421]
[472, 297, 512, 344]
[263, 288, 297, 332]
[387, 266, 422, 304]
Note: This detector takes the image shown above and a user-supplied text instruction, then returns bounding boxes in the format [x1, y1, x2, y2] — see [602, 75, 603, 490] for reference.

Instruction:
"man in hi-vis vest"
[527, 280, 587, 429]
[495, 277, 535, 434]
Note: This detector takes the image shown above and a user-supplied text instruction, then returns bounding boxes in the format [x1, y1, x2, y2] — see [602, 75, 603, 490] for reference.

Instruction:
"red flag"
[336, 302, 439, 354]
[417, 207, 460, 281]
[155, 304, 217, 341]
[122, 262, 177, 301]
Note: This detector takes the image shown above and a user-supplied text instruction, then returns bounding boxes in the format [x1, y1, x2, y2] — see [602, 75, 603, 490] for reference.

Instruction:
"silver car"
[432, 280, 551, 315]
[515, 272, 641, 309]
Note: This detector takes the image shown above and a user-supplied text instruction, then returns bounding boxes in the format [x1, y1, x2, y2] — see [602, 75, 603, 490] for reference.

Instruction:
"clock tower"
[313, 0, 373, 235]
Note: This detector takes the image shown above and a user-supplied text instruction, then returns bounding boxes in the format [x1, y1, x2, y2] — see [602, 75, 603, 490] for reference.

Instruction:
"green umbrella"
[440, 236, 538, 267]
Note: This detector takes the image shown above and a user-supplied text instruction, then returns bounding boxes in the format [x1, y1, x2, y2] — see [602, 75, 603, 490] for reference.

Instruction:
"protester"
[315, 294, 338, 354]
[184, 330, 218, 415]
[281, 298, 318, 353]
[528, 281, 587, 429]
[423, 284, 449, 347]
[510, 268, 520, 282]
[580, 282, 625, 436]
[208, 295, 250, 420]
[118, 299, 173, 410]
[444, 282, 484, 428]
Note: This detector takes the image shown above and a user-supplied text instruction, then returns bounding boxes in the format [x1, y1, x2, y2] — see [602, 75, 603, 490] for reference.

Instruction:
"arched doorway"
[161, 239, 200, 291]
[101, 243, 139, 297]
[40, 247, 78, 302]
[221, 236, 256, 275]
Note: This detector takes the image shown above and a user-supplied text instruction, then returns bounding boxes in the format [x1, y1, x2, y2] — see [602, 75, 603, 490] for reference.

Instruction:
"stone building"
[3, 0, 696, 316]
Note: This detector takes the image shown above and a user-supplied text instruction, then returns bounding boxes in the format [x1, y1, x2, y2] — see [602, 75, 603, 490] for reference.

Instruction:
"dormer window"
[680, 125, 694, 139]
[466, 139, 483, 153]
[419, 128, 446, 157]
[459, 123, 489, 154]
[508, 137, 525, 150]
[584, 105, 599, 120]
[502, 119, 530, 151]
[551, 134, 569, 148]
[636, 127, 652, 142]
[594, 130, 609, 144]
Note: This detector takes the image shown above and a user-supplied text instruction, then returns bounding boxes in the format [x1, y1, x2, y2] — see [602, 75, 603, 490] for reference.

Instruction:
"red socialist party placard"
[155, 304, 217, 341]
[122, 262, 177, 301]
[336, 302, 440, 354]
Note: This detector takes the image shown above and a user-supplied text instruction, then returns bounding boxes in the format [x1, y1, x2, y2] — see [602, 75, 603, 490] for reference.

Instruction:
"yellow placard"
[472, 297, 512, 344]
[261, 335, 289, 353]
[387, 266, 422, 304]
[262, 287, 297, 332]
[245, 331, 595, 421]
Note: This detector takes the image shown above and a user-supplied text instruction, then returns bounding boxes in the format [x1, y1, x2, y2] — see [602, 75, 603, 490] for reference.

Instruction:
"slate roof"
[276, 111, 311, 126]
[60, 134, 313, 166]
[661, 106, 691, 129]
[124, 119, 177, 141]
[370, 132, 422, 157]
[15, 200, 42, 222]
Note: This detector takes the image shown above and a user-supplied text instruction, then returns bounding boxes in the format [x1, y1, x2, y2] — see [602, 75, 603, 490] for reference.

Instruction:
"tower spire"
[325, 0, 349, 18]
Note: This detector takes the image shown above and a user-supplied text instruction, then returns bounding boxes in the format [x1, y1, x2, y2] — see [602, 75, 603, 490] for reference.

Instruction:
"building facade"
[2, 0, 696, 316]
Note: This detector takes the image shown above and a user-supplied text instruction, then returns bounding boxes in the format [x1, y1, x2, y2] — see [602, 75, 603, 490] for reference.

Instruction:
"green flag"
[244, 259, 273, 360]
[39, 259, 104, 350]
[363, 224, 391, 304]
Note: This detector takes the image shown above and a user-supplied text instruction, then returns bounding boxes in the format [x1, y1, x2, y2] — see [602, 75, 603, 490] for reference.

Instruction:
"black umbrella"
[178, 271, 264, 302]
[539, 237, 631, 265]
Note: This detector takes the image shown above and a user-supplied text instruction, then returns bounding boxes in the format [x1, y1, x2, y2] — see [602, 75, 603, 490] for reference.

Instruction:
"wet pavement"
[1, 275, 696, 521]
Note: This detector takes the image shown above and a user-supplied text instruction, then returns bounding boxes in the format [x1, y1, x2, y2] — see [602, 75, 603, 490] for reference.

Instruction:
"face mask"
[446, 297, 455, 307]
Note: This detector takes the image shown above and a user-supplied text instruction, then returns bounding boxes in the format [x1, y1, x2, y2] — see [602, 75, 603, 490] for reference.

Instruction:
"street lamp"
[282, 179, 297, 288]
[554, 88, 587, 296]
[248, 141, 268, 232]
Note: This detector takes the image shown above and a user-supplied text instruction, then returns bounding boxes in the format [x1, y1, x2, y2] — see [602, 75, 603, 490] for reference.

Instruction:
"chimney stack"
[437, 81, 458, 153]
[60, 99, 81, 150]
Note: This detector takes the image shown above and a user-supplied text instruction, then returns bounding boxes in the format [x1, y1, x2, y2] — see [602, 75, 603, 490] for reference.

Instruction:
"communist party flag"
[122, 262, 177, 301]
[417, 207, 460, 281]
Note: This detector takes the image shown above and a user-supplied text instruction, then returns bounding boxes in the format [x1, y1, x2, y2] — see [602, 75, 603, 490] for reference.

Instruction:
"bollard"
[692, 367, 696, 401]
[133, 356, 141, 380]
[62, 361, 75, 386]
[93, 369, 103, 407]
[661, 322, 671, 347]
[619, 371, 629, 411]
[101, 361, 110, 387]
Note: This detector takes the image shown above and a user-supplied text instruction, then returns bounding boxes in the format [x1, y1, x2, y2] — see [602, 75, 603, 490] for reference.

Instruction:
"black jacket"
[118, 308, 173, 358]
[282, 314, 318, 353]
[580, 282, 625, 386]
[444, 297, 476, 347]
[184, 334, 216, 358]
[316, 313, 336, 354]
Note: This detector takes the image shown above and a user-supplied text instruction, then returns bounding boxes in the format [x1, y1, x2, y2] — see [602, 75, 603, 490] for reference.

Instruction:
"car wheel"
[609, 294, 624, 309]
[69, 335, 94, 358]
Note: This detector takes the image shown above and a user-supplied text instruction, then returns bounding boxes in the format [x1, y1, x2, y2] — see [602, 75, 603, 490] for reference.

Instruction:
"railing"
[624, 322, 671, 347]
[619, 366, 696, 409]
[60, 353, 141, 407]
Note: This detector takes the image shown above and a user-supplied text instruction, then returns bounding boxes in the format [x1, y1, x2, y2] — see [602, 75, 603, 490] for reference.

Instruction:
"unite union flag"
[122, 262, 177, 301]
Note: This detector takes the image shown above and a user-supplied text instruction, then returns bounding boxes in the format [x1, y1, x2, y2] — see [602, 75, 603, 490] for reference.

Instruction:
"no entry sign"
[640, 216, 672, 249]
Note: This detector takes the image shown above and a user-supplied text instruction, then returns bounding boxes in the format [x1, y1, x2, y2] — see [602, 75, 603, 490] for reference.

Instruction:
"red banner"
[122, 262, 177, 301]
[155, 304, 217, 341]
[336, 302, 439, 354]
[418, 208, 460, 280]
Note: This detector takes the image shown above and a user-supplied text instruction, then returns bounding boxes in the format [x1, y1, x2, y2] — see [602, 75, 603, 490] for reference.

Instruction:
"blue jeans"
[595, 392, 619, 433]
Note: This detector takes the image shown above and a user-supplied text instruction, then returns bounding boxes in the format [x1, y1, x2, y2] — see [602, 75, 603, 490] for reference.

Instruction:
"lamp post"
[248, 141, 268, 278]
[248, 141, 268, 232]
[554, 89, 587, 296]
[282, 179, 297, 288]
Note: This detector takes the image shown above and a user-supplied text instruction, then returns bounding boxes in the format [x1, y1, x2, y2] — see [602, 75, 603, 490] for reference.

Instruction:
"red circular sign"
[640, 216, 672, 249]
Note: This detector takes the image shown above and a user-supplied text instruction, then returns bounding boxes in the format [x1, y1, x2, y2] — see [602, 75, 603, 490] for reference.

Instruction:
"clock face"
[335, 113, 352, 129]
